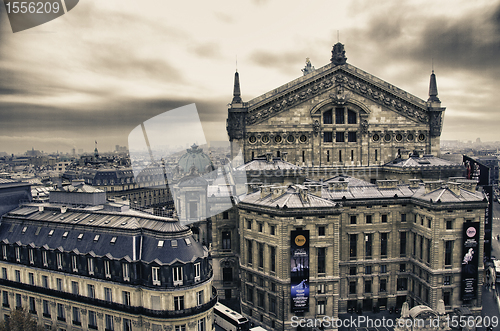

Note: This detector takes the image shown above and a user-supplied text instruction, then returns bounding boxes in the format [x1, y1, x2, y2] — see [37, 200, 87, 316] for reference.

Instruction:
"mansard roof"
[0, 205, 208, 265]
[240, 62, 430, 126]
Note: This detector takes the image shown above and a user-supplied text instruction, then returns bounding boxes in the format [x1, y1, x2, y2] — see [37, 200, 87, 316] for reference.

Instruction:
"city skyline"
[0, 0, 499, 154]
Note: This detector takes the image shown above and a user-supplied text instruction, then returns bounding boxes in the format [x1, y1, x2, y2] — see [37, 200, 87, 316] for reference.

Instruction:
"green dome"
[177, 144, 214, 174]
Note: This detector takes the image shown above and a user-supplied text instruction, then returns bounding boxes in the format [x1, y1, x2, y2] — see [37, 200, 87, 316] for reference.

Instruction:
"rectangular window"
[350, 234, 357, 259]
[57, 303, 65, 321]
[381, 233, 388, 257]
[72, 307, 81, 326]
[339, 150, 342, 162]
[194, 262, 201, 282]
[2, 246, 6, 260]
[400, 232, 407, 257]
[427, 239, 431, 263]
[57, 253, 62, 270]
[317, 284, 325, 294]
[56, 278, 63, 291]
[105, 314, 114, 331]
[15, 294, 21, 308]
[317, 247, 326, 274]
[105, 260, 111, 278]
[400, 263, 406, 272]
[428, 218, 432, 228]
[336, 131, 345, 142]
[270, 246, 276, 273]
[365, 234, 372, 259]
[15, 270, 20, 282]
[15, 247, 20, 262]
[317, 300, 326, 315]
[122, 263, 130, 281]
[87, 284, 95, 299]
[382, 214, 388, 223]
[335, 107, 344, 124]
[380, 279, 387, 292]
[222, 267, 233, 282]
[28, 273, 34, 285]
[247, 220, 252, 230]
[269, 296, 276, 314]
[29, 297, 36, 313]
[72, 255, 78, 272]
[397, 277, 408, 291]
[104, 287, 113, 302]
[122, 291, 131, 306]
[318, 226, 325, 236]
[443, 275, 451, 285]
[71, 281, 79, 295]
[1, 268, 6, 280]
[324, 132, 333, 143]
[174, 296, 184, 310]
[349, 266, 356, 275]
[349, 281, 356, 294]
[365, 265, 372, 274]
[401, 214, 407, 222]
[123, 319, 132, 331]
[446, 220, 453, 229]
[270, 225, 275, 235]
[257, 291, 264, 308]
[88, 311, 97, 329]
[42, 275, 48, 288]
[29, 249, 34, 264]
[197, 290, 204, 305]
[2, 291, 8, 308]
[88, 258, 94, 275]
[222, 231, 231, 250]
[445, 241, 453, 266]
[258, 223, 263, 232]
[365, 215, 372, 224]
[364, 279, 372, 293]
[172, 266, 182, 286]
[258, 243, 264, 269]
[42, 251, 48, 267]
[43, 300, 50, 317]
[350, 215, 357, 224]
[247, 240, 253, 265]
[348, 132, 357, 142]
[198, 318, 206, 331]
[247, 285, 253, 304]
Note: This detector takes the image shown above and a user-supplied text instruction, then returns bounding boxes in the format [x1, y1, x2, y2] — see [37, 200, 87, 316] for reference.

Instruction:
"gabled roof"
[241, 62, 429, 126]
[236, 157, 301, 171]
[242, 185, 336, 209]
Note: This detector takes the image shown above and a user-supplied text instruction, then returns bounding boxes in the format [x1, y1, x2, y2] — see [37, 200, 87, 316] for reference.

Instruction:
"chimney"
[424, 180, 443, 194]
[376, 180, 398, 189]
[271, 186, 286, 200]
[304, 184, 322, 197]
[448, 182, 461, 196]
[328, 181, 348, 191]
[38, 206, 44, 212]
[408, 179, 421, 189]
[60, 206, 67, 214]
[260, 185, 272, 199]
[298, 186, 309, 202]
[399, 148, 411, 160]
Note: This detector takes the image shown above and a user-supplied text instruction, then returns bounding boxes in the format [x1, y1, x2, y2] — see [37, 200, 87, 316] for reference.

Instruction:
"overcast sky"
[0, 0, 499, 154]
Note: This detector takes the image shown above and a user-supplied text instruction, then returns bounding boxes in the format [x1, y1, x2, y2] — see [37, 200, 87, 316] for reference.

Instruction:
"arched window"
[323, 109, 332, 124]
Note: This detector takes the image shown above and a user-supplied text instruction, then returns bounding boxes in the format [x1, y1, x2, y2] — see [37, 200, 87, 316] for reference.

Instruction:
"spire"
[232, 71, 242, 104]
[428, 70, 440, 103]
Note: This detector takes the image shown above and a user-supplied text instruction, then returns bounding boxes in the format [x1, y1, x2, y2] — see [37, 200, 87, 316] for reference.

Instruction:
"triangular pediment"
[245, 63, 429, 126]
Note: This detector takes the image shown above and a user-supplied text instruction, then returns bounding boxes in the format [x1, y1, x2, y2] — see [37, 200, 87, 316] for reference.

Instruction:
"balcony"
[0, 278, 218, 319]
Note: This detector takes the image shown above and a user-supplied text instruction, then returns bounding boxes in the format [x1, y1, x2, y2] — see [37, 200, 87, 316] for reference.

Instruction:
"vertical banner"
[291, 229, 309, 313]
[463, 155, 490, 186]
[483, 185, 493, 260]
[461, 222, 480, 300]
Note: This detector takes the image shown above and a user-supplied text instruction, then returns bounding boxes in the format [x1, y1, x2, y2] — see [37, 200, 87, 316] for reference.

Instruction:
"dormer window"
[15, 247, 20, 262]
[72, 255, 78, 272]
[171, 240, 177, 247]
[48, 229, 54, 237]
[57, 253, 62, 270]
[194, 263, 201, 282]
[122, 263, 130, 282]
[2, 246, 7, 260]
[93, 235, 100, 242]
[157, 240, 164, 248]
[172, 266, 183, 286]
[104, 260, 111, 279]
[62, 232, 68, 239]
[29, 249, 34, 265]
[152, 267, 161, 286]
[88, 258, 94, 275]
[22, 227, 27, 234]
[42, 251, 48, 267]
[77, 233, 84, 240]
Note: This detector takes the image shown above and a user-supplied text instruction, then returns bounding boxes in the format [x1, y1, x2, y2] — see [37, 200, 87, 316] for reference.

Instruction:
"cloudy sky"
[0, 0, 499, 154]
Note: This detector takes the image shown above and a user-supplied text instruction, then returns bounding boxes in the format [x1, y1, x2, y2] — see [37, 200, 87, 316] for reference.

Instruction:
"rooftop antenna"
[337, 30, 340, 43]
[432, 58, 434, 73]
[236, 55, 238, 72]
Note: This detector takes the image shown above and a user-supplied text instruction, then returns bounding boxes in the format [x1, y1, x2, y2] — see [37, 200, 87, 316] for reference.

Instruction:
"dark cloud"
[190, 42, 222, 59]
[249, 50, 305, 74]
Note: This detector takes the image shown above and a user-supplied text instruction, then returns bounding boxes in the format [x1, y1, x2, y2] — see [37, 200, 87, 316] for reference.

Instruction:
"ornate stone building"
[227, 43, 446, 173]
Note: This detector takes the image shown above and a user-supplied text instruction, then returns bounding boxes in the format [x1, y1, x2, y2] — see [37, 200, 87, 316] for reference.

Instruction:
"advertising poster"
[463, 155, 490, 186]
[461, 222, 480, 301]
[483, 185, 493, 260]
[291, 229, 309, 313]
